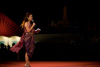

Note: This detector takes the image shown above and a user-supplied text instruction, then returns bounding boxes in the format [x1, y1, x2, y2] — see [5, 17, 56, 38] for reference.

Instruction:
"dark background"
[0, 0, 100, 61]
[0, 0, 96, 27]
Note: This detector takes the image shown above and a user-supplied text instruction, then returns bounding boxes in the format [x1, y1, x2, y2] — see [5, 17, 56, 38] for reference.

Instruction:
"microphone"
[31, 20, 35, 25]
[31, 20, 35, 24]
[31, 20, 36, 28]
[32, 20, 34, 22]
[31, 20, 41, 31]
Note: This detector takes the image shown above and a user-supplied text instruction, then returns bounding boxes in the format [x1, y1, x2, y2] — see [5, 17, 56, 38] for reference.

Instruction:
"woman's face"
[28, 14, 33, 21]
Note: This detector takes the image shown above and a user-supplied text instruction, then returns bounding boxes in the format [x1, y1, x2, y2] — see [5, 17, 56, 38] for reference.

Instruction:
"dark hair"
[20, 12, 32, 28]
[24, 12, 32, 22]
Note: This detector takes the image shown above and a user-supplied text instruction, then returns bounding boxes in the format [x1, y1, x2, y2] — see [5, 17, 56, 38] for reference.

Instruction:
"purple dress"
[10, 23, 37, 58]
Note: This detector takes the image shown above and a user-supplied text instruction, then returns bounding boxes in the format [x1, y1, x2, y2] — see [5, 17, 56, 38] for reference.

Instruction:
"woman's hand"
[34, 28, 41, 33]
[32, 22, 36, 27]
[36, 29, 40, 33]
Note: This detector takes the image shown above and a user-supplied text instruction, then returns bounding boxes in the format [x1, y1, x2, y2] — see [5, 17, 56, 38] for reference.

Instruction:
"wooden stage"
[0, 61, 100, 67]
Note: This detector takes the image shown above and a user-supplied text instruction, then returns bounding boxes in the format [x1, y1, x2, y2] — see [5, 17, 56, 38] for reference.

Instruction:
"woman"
[10, 12, 40, 67]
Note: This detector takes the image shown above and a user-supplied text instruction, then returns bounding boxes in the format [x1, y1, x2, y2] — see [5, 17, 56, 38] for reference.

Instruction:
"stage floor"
[0, 61, 100, 67]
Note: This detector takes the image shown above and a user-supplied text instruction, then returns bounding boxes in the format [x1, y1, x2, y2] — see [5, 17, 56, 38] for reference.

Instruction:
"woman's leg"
[28, 58, 30, 65]
[28, 54, 30, 65]
[25, 52, 29, 66]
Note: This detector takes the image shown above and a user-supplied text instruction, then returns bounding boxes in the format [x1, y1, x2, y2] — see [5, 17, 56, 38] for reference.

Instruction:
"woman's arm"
[25, 22, 35, 32]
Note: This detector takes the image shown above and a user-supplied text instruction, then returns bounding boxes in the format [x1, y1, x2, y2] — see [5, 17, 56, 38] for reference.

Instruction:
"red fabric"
[10, 32, 25, 53]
